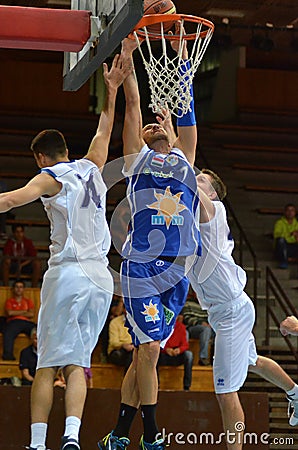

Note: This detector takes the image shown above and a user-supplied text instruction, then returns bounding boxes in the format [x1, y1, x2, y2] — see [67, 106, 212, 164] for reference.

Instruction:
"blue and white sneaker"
[139, 436, 167, 450]
[287, 396, 298, 426]
[98, 431, 130, 450]
[60, 435, 80, 450]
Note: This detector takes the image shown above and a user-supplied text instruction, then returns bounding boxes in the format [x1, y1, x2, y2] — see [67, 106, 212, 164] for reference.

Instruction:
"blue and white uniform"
[121, 145, 201, 346]
[37, 159, 113, 369]
[188, 201, 257, 393]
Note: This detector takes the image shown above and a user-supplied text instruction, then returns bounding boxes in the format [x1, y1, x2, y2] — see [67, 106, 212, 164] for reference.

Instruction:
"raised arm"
[170, 26, 197, 166]
[121, 38, 145, 169]
[85, 54, 129, 170]
[0, 172, 61, 213]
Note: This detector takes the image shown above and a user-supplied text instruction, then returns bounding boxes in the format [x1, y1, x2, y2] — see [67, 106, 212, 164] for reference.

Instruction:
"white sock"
[286, 384, 298, 399]
[64, 416, 81, 441]
[30, 422, 47, 449]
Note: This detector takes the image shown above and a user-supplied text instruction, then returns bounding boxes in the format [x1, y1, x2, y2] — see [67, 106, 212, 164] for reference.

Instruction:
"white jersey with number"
[188, 201, 247, 311]
[40, 158, 111, 267]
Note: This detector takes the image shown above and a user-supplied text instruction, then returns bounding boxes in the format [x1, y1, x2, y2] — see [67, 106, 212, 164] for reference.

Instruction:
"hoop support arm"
[0, 6, 91, 52]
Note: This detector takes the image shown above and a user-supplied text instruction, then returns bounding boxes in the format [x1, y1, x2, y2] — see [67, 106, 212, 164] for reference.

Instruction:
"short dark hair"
[31, 129, 67, 160]
[12, 223, 24, 233]
[284, 203, 296, 210]
[13, 280, 25, 288]
[201, 168, 227, 200]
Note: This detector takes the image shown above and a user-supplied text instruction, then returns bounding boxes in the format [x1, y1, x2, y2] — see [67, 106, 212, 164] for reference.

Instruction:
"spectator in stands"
[280, 316, 298, 336]
[0, 179, 7, 240]
[158, 315, 193, 391]
[107, 299, 134, 371]
[54, 368, 66, 389]
[84, 367, 93, 388]
[274, 204, 298, 269]
[182, 294, 214, 366]
[19, 327, 38, 386]
[2, 280, 36, 360]
[99, 291, 125, 362]
[2, 224, 41, 287]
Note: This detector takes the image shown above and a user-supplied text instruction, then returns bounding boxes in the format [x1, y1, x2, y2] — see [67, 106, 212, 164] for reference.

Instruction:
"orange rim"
[133, 13, 214, 40]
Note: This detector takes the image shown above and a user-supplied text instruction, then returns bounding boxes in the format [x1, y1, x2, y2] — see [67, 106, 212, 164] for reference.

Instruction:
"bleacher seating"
[0, 287, 214, 391]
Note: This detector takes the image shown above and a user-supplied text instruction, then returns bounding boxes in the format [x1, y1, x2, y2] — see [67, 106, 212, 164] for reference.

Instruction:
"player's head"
[30, 129, 68, 167]
[142, 123, 171, 153]
[197, 168, 227, 200]
[12, 224, 25, 241]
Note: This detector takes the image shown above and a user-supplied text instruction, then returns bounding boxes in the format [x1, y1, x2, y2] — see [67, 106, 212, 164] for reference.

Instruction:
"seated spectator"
[182, 294, 214, 366]
[2, 223, 41, 287]
[99, 291, 125, 362]
[107, 300, 134, 370]
[274, 204, 298, 269]
[158, 315, 193, 391]
[84, 367, 93, 388]
[2, 280, 36, 360]
[19, 327, 37, 385]
[54, 368, 66, 389]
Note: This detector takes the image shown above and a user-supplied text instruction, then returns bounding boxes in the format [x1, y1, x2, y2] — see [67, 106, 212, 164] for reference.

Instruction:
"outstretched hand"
[280, 315, 298, 336]
[169, 21, 188, 59]
[103, 53, 131, 90]
[156, 106, 177, 147]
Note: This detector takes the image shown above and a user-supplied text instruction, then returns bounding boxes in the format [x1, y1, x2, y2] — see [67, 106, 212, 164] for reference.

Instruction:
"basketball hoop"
[132, 14, 214, 118]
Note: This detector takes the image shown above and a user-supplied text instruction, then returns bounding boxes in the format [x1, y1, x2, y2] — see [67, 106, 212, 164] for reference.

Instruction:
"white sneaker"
[287, 396, 298, 426]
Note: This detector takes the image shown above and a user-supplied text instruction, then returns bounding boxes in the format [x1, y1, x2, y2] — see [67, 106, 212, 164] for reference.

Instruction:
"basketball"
[143, 0, 176, 34]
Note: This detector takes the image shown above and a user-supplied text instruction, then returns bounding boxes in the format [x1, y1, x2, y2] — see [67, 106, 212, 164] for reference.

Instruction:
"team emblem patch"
[166, 154, 178, 166]
[162, 305, 175, 325]
[147, 186, 186, 229]
[141, 299, 160, 323]
[151, 155, 165, 168]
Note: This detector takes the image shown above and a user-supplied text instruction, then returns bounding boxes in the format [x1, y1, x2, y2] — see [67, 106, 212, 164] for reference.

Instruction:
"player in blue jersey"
[0, 55, 129, 450]
[188, 169, 298, 449]
[98, 36, 200, 450]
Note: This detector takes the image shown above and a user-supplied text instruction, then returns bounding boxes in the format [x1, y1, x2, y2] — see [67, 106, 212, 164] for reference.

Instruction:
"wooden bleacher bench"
[0, 171, 34, 180]
[222, 143, 297, 154]
[256, 208, 283, 215]
[244, 185, 298, 194]
[0, 286, 214, 391]
[212, 123, 298, 134]
[6, 218, 49, 228]
[233, 163, 298, 173]
[239, 106, 298, 117]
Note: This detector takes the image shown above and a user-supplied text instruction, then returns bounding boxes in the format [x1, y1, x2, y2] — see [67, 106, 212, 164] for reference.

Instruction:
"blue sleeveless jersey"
[122, 145, 201, 261]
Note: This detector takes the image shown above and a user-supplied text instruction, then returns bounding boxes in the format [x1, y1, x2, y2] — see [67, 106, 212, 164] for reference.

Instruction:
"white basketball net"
[134, 18, 213, 118]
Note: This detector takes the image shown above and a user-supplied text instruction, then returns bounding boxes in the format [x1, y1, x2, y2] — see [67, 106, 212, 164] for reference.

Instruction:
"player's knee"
[139, 341, 160, 366]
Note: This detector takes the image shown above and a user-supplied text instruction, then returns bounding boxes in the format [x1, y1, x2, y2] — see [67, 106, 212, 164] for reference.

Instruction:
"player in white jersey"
[0, 54, 129, 450]
[188, 168, 298, 449]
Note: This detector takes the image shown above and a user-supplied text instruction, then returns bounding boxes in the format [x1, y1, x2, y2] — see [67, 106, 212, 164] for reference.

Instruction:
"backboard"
[63, 0, 144, 91]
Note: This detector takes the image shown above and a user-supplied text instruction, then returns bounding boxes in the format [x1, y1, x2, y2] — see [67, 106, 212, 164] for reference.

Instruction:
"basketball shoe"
[287, 395, 298, 426]
[139, 436, 167, 450]
[60, 435, 80, 449]
[98, 431, 130, 450]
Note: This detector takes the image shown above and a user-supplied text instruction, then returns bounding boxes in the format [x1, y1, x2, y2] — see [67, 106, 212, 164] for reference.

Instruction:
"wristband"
[177, 60, 196, 126]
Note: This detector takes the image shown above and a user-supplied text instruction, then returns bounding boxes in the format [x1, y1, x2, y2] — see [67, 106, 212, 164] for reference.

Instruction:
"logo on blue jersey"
[143, 167, 173, 179]
[166, 154, 178, 166]
[147, 186, 187, 229]
[151, 155, 165, 168]
[141, 299, 160, 323]
[162, 305, 175, 325]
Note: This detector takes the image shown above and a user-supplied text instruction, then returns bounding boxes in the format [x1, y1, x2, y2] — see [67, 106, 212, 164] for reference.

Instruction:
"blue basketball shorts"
[121, 258, 189, 347]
